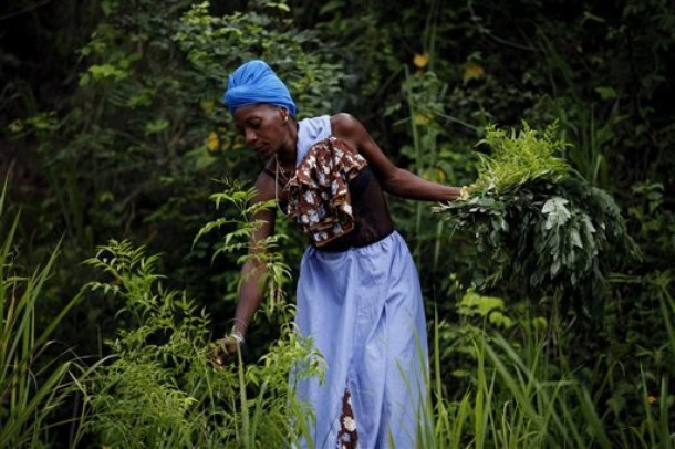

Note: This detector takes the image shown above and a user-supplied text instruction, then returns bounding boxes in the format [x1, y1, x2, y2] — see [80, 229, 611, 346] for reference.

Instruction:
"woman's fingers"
[216, 336, 238, 353]
[207, 349, 229, 366]
[207, 337, 241, 367]
[227, 339, 241, 354]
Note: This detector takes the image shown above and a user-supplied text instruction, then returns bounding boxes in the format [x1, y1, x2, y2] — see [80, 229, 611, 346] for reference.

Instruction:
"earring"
[283, 115, 289, 122]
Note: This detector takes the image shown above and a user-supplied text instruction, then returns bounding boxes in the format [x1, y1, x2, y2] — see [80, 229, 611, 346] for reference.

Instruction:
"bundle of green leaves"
[438, 122, 631, 306]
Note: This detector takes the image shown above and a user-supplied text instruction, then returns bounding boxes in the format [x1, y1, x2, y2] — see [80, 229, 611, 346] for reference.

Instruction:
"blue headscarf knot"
[222, 60, 296, 115]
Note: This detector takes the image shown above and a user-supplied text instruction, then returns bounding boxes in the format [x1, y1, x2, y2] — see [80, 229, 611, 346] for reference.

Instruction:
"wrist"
[219, 325, 245, 347]
[229, 327, 246, 345]
[230, 317, 249, 337]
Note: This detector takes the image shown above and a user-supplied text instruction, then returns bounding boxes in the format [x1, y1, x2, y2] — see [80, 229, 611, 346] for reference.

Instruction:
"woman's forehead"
[234, 104, 276, 122]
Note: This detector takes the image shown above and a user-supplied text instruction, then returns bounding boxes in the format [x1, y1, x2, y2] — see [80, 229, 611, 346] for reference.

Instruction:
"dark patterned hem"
[336, 388, 358, 449]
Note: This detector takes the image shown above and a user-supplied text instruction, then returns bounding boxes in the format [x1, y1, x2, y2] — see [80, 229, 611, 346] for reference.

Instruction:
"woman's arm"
[230, 170, 278, 338]
[331, 113, 462, 202]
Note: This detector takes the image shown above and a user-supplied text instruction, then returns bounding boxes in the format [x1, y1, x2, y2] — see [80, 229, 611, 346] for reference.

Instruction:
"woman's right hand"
[207, 332, 243, 366]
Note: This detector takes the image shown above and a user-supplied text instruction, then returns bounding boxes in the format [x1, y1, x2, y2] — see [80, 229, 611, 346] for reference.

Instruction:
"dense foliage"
[76, 240, 321, 447]
[439, 123, 630, 304]
[1, 0, 674, 446]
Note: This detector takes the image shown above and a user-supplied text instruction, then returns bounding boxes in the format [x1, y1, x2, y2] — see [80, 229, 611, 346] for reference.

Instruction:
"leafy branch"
[194, 179, 291, 314]
[437, 123, 632, 311]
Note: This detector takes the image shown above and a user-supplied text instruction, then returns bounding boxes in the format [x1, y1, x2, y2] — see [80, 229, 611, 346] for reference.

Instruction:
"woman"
[213, 60, 462, 448]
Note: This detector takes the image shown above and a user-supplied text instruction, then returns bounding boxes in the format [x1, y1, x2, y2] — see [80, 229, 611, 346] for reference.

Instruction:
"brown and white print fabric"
[286, 136, 367, 247]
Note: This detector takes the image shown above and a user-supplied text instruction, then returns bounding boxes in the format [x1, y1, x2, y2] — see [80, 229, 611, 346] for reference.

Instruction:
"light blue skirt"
[294, 231, 428, 448]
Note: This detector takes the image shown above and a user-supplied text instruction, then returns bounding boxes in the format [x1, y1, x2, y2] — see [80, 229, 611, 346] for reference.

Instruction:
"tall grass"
[420, 291, 674, 449]
[0, 176, 81, 447]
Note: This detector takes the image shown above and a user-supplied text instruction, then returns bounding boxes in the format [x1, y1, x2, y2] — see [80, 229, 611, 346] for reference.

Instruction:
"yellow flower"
[414, 112, 433, 126]
[647, 395, 656, 405]
[413, 53, 429, 69]
[463, 63, 485, 84]
[206, 131, 219, 153]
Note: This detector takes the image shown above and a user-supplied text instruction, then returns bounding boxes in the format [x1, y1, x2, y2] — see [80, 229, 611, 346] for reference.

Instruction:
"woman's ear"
[277, 107, 289, 123]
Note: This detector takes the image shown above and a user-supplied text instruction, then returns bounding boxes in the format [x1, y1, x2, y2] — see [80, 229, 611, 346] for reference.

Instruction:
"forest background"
[1, 0, 674, 447]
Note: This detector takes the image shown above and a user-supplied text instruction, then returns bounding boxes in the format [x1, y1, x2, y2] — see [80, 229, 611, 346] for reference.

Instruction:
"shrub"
[76, 240, 323, 447]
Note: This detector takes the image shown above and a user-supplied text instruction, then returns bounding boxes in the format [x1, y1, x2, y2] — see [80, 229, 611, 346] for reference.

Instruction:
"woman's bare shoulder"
[330, 113, 360, 138]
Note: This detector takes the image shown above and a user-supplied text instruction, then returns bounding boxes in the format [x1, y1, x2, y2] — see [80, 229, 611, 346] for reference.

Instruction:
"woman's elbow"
[381, 168, 405, 195]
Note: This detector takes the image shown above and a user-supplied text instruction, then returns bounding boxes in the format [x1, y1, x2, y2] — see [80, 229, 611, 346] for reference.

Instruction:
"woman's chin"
[253, 146, 270, 158]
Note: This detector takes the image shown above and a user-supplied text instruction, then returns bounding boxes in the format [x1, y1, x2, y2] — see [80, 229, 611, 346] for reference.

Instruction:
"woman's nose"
[245, 128, 258, 146]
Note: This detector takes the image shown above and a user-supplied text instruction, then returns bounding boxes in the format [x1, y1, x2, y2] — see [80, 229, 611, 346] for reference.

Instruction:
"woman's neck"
[277, 119, 298, 167]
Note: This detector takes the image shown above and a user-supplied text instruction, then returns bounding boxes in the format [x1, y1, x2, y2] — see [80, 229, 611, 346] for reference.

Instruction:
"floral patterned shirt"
[285, 136, 367, 247]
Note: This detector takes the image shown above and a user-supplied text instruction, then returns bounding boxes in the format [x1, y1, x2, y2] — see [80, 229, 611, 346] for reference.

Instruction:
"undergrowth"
[0, 177, 81, 448]
[427, 289, 674, 449]
[74, 240, 323, 448]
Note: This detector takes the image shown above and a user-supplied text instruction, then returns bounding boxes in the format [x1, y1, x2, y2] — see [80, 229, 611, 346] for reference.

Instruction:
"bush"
[76, 240, 323, 447]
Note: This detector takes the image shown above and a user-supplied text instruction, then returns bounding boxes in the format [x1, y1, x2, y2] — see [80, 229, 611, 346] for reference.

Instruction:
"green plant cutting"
[437, 122, 632, 304]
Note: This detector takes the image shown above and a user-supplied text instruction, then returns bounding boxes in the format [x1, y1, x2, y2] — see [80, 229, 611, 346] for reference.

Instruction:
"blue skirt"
[294, 231, 428, 448]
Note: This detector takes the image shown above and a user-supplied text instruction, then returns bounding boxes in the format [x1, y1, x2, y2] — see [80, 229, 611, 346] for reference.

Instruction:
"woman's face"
[233, 104, 288, 159]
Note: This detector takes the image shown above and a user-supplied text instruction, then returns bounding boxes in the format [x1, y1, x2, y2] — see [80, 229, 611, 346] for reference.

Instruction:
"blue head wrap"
[222, 60, 296, 115]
